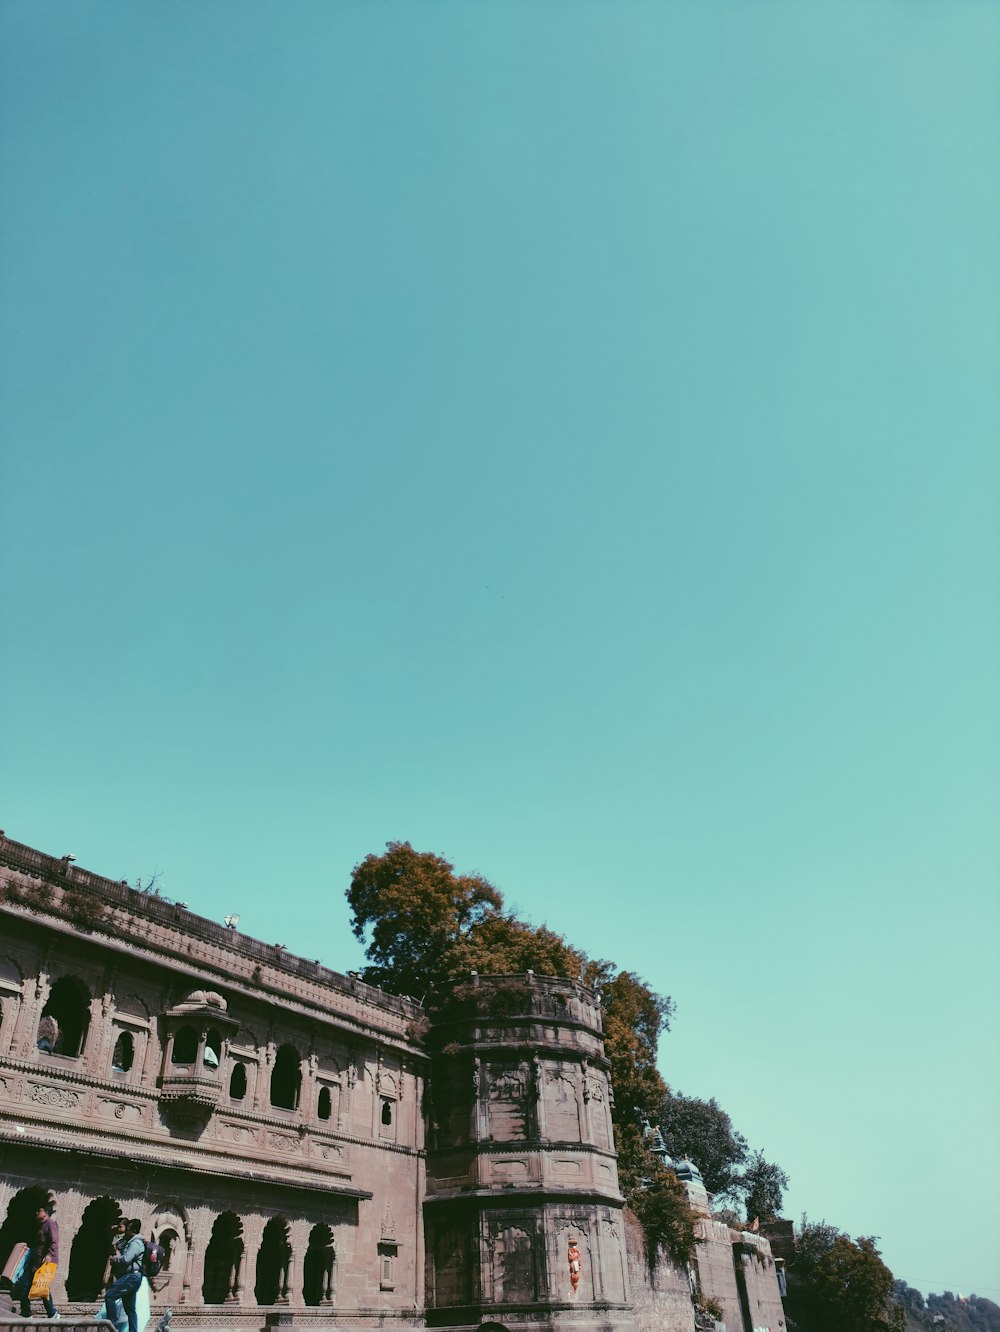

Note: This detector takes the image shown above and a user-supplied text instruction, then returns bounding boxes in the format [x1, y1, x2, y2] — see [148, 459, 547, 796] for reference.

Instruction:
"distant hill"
[895, 1284, 1000, 1332]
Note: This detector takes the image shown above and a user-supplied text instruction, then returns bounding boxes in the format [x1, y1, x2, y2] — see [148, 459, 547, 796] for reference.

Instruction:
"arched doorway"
[66, 1196, 122, 1300]
[270, 1046, 301, 1110]
[39, 976, 91, 1057]
[302, 1224, 334, 1305]
[255, 1217, 290, 1306]
[202, 1212, 243, 1304]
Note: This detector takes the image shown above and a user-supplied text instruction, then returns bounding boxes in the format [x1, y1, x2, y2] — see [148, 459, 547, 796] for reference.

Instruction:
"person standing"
[105, 1219, 144, 1332]
[12, 1200, 59, 1319]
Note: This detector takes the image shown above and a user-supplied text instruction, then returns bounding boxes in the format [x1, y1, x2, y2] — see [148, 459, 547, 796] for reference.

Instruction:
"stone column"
[239, 1217, 265, 1308]
[254, 1044, 274, 1114]
[180, 1209, 213, 1307]
[532, 1057, 548, 1139]
[287, 1219, 311, 1307]
[51, 1189, 88, 1307]
[16, 973, 48, 1058]
[139, 1025, 159, 1086]
[80, 995, 105, 1074]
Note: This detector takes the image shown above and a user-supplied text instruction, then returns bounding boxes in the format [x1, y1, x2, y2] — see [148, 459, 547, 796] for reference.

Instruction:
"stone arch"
[302, 1223, 335, 1305]
[229, 1062, 248, 1101]
[111, 1031, 134, 1072]
[255, 1216, 291, 1306]
[488, 1065, 528, 1141]
[546, 1070, 581, 1142]
[432, 1225, 469, 1307]
[599, 1220, 626, 1301]
[491, 1222, 535, 1303]
[553, 1223, 592, 1302]
[204, 1027, 223, 1069]
[587, 1074, 612, 1151]
[40, 975, 91, 1057]
[0, 1186, 55, 1273]
[202, 1211, 243, 1304]
[67, 1195, 122, 1300]
[171, 1025, 198, 1065]
[0, 955, 23, 987]
[270, 1045, 301, 1110]
[149, 1204, 189, 1299]
[115, 993, 149, 1022]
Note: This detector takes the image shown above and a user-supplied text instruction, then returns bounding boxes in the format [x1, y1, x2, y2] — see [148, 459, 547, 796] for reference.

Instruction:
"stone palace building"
[0, 833, 786, 1332]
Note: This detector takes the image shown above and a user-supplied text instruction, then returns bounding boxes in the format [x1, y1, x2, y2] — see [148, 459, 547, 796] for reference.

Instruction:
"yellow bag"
[29, 1261, 57, 1299]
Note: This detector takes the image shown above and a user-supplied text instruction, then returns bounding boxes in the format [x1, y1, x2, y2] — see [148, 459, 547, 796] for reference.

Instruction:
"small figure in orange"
[567, 1239, 581, 1298]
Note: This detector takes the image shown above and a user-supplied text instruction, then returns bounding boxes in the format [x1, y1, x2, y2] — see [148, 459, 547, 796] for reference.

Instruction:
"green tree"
[628, 1158, 698, 1271]
[347, 841, 503, 997]
[741, 1150, 789, 1223]
[788, 1219, 904, 1332]
[657, 1092, 749, 1198]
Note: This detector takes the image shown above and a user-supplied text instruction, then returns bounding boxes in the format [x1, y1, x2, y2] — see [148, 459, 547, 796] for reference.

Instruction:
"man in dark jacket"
[12, 1200, 59, 1318]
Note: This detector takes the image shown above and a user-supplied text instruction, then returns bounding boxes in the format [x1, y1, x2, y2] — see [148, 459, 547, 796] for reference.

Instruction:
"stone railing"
[0, 834, 421, 1031]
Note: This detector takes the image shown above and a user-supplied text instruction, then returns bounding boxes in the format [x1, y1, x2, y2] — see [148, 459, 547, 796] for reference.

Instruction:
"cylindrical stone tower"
[424, 972, 638, 1332]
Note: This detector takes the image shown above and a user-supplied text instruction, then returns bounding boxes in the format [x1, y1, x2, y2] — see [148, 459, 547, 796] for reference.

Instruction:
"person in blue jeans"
[12, 1200, 59, 1319]
[105, 1218, 145, 1332]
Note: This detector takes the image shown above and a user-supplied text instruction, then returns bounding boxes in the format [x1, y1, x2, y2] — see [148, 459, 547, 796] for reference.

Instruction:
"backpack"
[143, 1242, 165, 1280]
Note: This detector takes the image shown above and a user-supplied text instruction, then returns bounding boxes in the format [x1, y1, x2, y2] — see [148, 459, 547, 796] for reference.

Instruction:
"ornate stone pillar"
[51, 1189, 88, 1306]
[532, 1056, 548, 1139]
[139, 1023, 159, 1086]
[239, 1216, 265, 1308]
[80, 994, 105, 1074]
[16, 972, 48, 1058]
[180, 1209, 213, 1307]
[288, 1219, 311, 1306]
[254, 1044, 274, 1114]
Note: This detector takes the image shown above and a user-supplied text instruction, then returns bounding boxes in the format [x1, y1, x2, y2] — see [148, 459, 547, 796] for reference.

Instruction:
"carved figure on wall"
[567, 1238, 581, 1299]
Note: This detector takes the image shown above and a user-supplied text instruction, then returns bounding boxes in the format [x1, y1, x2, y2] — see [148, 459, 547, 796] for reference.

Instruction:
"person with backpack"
[104, 1218, 145, 1332]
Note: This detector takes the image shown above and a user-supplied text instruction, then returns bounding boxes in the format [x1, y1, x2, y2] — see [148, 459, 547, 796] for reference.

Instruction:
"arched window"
[157, 1228, 178, 1272]
[229, 1063, 247, 1101]
[171, 1026, 198, 1065]
[380, 1097, 396, 1139]
[317, 1086, 332, 1121]
[270, 1045, 301, 1110]
[204, 1028, 222, 1069]
[39, 976, 91, 1057]
[111, 1031, 134, 1073]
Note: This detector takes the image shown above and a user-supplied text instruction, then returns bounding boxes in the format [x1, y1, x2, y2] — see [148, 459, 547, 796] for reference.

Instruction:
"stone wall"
[623, 1209, 695, 1332]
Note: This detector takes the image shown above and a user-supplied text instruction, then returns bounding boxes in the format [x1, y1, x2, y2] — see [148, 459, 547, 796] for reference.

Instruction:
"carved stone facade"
[0, 834, 784, 1332]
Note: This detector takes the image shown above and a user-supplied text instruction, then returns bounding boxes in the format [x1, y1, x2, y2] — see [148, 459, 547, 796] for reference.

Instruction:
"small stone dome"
[177, 989, 228, 1012]
[673, 1157, 704, 1184]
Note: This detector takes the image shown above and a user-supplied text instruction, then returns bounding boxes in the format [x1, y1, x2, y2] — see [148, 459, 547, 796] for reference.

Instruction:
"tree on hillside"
[741, 1150, 789, 1223]
[657, 1093, 749, 1198]
[787, 1219, 904, 1332]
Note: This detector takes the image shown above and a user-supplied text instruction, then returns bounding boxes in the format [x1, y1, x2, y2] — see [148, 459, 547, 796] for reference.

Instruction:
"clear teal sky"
[2, 0, 998, 1299]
